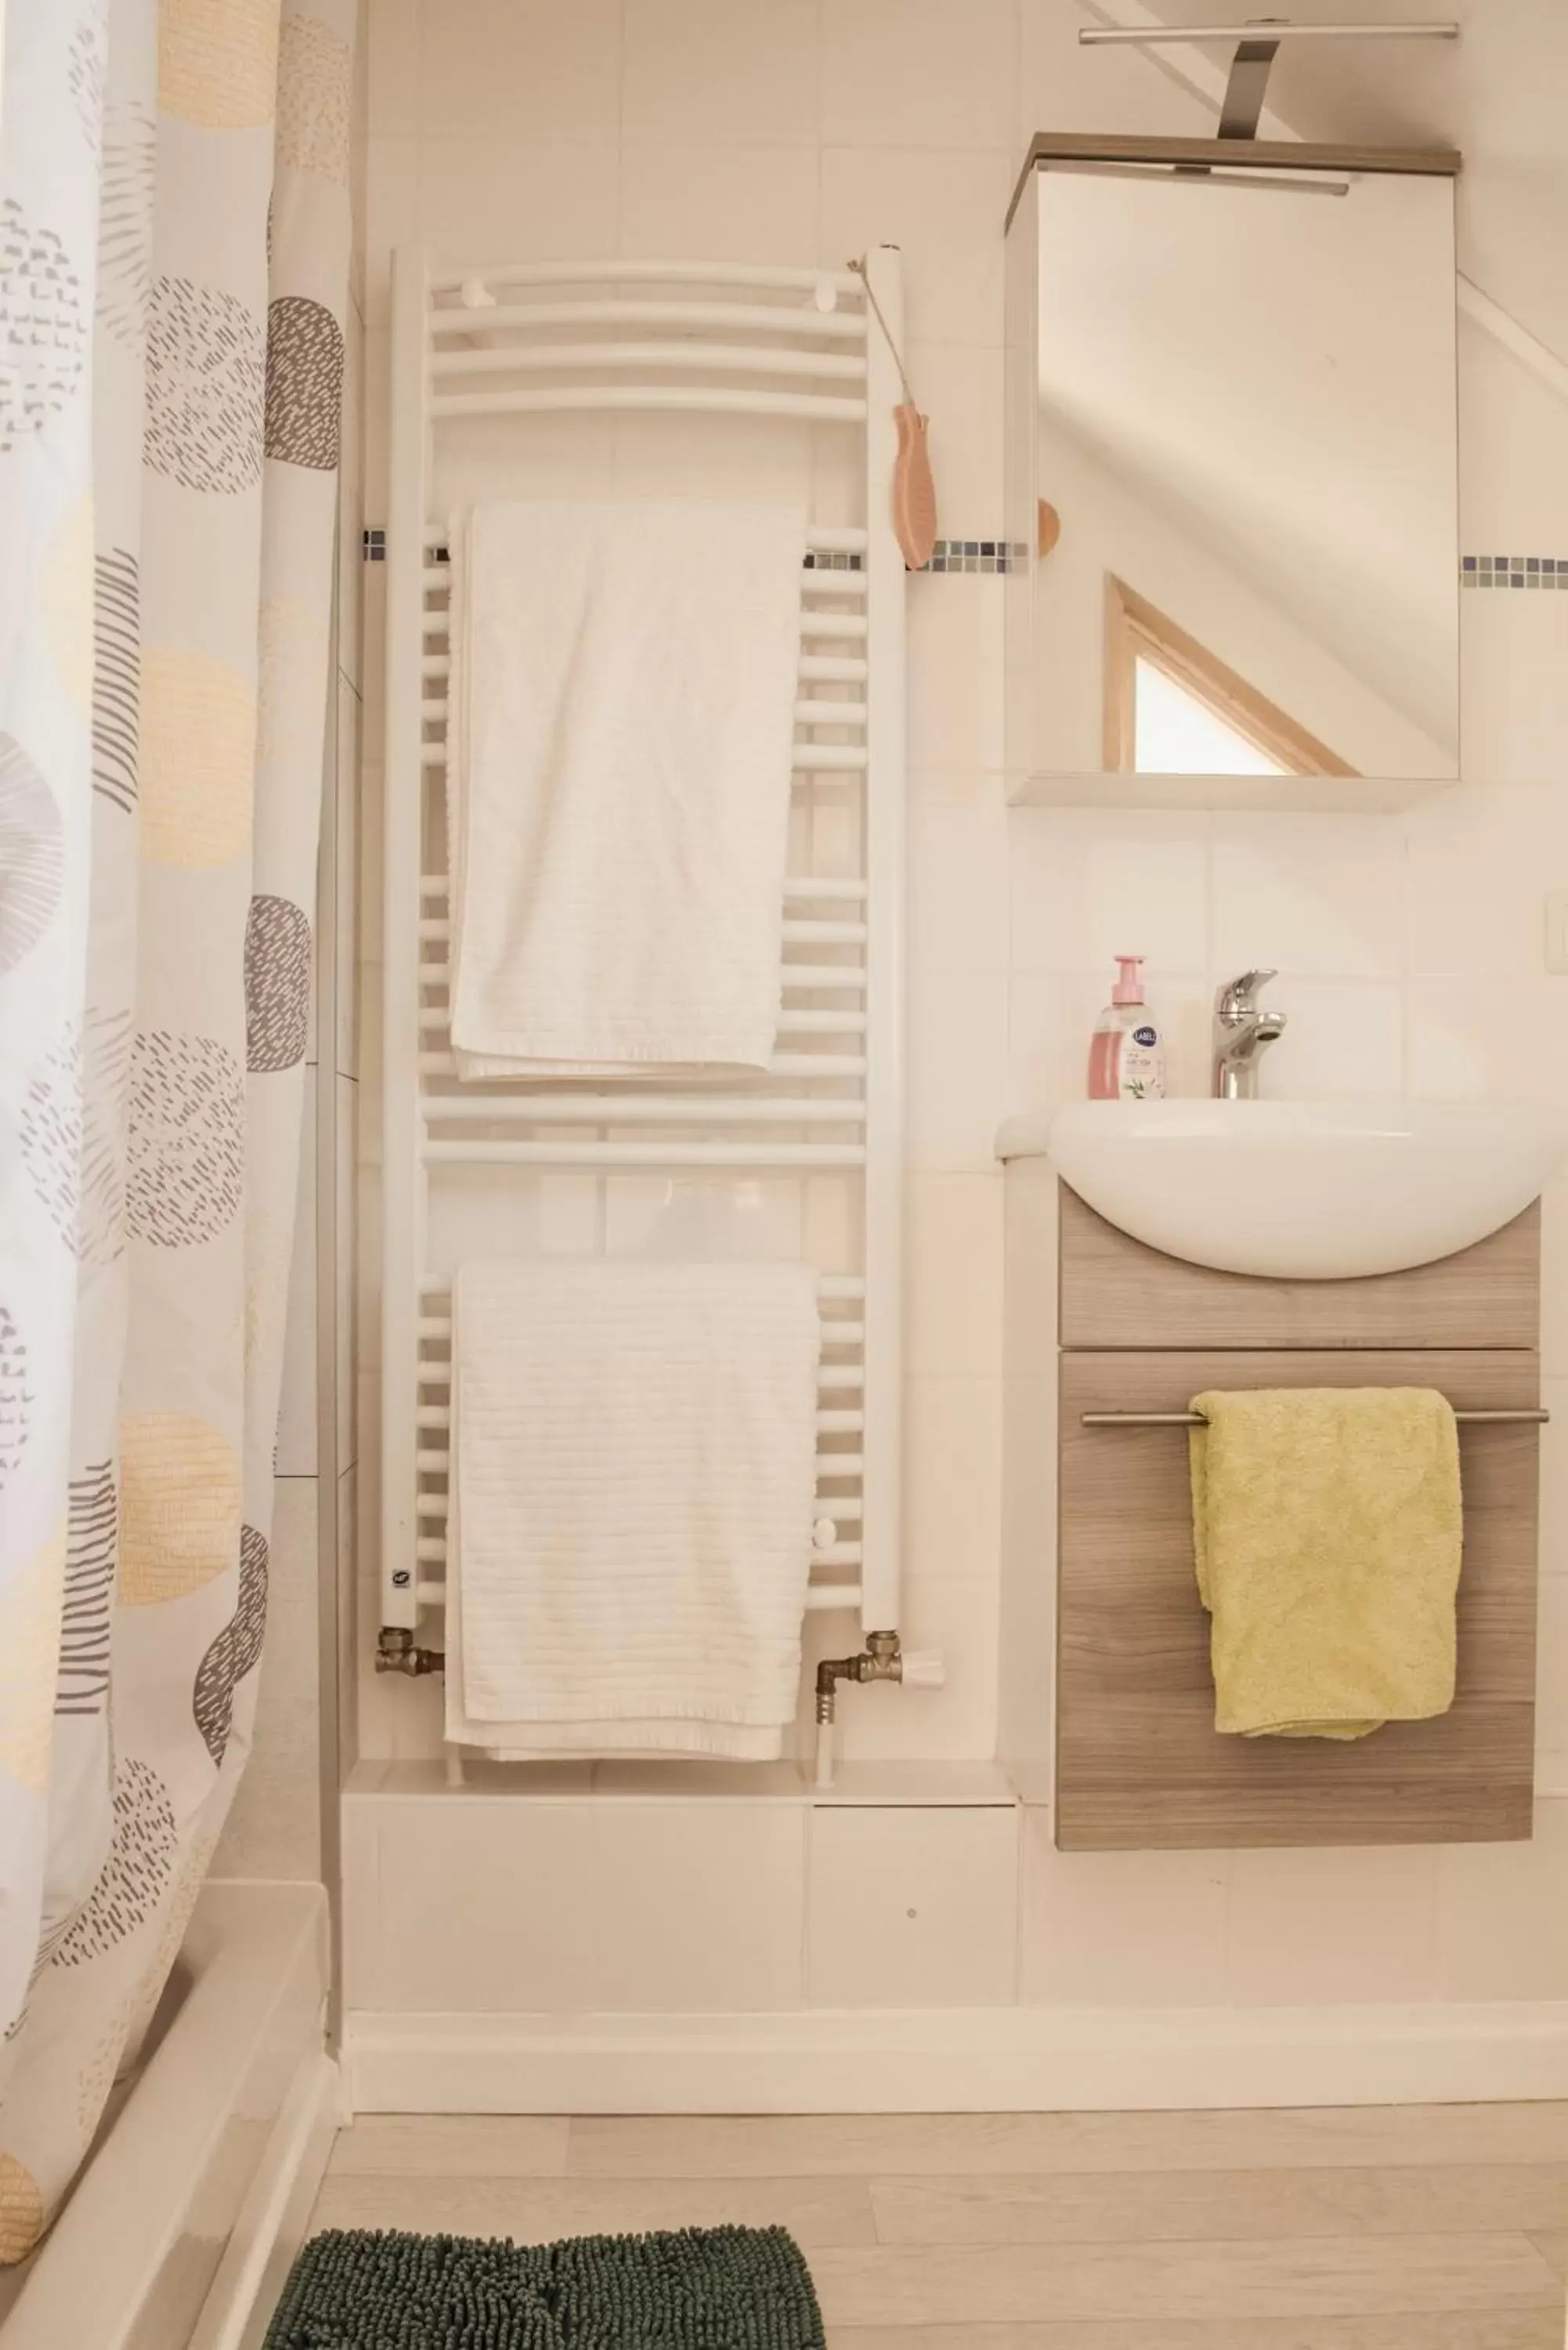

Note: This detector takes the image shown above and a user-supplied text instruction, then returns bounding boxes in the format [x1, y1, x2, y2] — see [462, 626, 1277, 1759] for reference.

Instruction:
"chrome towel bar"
[1083, 1408, 1550, 1428]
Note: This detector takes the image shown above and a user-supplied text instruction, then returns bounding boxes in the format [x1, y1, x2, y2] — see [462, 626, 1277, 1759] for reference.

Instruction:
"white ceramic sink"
[996, 1099, 1568, 1280]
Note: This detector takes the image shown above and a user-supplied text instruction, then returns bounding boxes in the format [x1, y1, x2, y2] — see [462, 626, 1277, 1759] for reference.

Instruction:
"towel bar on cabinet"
[1082, 1408, 1550, 1426]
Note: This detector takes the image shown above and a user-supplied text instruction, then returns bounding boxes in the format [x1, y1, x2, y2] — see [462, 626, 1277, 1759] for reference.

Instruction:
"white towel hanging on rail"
[443, 1257, 822, 1759]
[446, 497, 807, 1077]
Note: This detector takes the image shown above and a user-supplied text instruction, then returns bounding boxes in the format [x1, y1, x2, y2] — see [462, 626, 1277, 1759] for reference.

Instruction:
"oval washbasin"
[995, 1098, 1568, 1280]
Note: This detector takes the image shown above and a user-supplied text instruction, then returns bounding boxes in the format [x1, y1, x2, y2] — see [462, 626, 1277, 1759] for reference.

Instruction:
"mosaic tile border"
[922, 539, 1028, 575]
[1462, 555, 1568, 589]
[363, 528, 1030, 575]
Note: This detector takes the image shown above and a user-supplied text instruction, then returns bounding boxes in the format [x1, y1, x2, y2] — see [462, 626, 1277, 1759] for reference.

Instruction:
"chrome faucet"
[1212, 968, 1286, 1100]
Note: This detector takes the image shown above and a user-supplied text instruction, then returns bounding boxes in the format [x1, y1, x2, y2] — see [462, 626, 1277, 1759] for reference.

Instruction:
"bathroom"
[2, 0, 1567, 2341]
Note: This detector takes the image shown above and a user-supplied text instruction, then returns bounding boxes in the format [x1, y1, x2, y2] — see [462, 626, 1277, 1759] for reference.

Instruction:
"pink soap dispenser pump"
[1087, 955, 1165, 1101]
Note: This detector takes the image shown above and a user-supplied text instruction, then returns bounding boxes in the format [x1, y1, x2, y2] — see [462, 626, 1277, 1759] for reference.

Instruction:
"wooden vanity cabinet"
[1055, 1189, 1541, 1852]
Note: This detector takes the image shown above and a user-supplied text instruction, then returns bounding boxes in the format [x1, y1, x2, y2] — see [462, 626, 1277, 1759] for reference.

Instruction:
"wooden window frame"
[1103, 573, 1359, 779]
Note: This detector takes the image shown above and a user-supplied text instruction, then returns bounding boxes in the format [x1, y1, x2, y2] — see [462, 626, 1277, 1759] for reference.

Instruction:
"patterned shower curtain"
[0, 0, 353, 2260]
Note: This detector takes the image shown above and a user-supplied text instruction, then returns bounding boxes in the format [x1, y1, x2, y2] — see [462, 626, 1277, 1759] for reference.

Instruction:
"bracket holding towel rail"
[1082, 1408, 1551, 1427]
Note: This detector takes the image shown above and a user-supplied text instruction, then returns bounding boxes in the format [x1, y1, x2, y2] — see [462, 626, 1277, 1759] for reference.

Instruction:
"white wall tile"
[904, 1376, 1003, 1586]
[905, 342, 1004, 528]
[366, 0, 419, 139]
[833, 1574, 1000, 1763]
[1209, 815, 1407, 981]
[414, 138, 620, 276]
[906, 970, 1010, 1172]
[908, 771, 1010, 977]
[822, 0, 1017, 151]
[1226, 1847, 1438, 2007]
[214, 1478, 323, 1882]
[1249, 979, 1404, 1101]
[819, 146, 1011, 349]
[905, 1173, 1003, 1379]
[1459, 600, 1568, 786]
[1407, 978, 1568, 1105]
[365, 1798, 806, 2011]
[908, 577, 1005, 775]
[592, 1803, 807, 2012]
[622, 0, 821, 145]
[418, 0, 622, 142]
[1407, 783, 1568, 980]
[619, 143, 818, 264]
[1016, 0, 1216, 156]
[1007, 810, 1209, 979]
[807, 1805, 1018, 2007]
[1021, 1819, 1229, 2007]
[1434, 1802, 1568, 2001]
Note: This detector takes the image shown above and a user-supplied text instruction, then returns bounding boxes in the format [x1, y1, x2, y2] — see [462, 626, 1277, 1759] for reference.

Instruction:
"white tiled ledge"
[345, 1756, 1017, 1806]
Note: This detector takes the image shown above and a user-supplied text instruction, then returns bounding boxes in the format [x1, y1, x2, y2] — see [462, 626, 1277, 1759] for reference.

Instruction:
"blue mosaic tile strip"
[1462, 555, 1568, 588]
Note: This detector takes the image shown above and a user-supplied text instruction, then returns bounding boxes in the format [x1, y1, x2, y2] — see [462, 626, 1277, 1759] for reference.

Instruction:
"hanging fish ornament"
[850, 258, 938, 573]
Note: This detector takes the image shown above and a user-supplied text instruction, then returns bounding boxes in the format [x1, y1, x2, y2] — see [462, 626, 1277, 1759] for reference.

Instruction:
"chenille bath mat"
[262, 2222, 826, 2349]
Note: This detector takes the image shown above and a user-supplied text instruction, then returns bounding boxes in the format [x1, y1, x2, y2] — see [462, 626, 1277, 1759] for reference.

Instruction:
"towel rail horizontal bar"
[414, 1358, 864, 1395]
[419, 519, 869, 550]
[417, 740, 868, 773]
[414, 1403, 864, 1435]
[417, 1005, 868, 1037]
[417, 1094, 865, 1126]
[414, 916, 866, 948]
[428, 341, 869, 384]
[414, 1453, 865, 1489]
[414, 1574, 863, 1613]
[422, 1139, 868, 1169]
[1082, 1408, 1551, 1427]
[414, 1273, 865, 1301]
[416, 956, 865, 989]
[421, 564, 866, 602]
[430, 385, 869, 424]
[426, 301, 869, 344]
[417, 1049, 868, 1079]
[416, 873, 868, 902]
[428, 258, 863, 296]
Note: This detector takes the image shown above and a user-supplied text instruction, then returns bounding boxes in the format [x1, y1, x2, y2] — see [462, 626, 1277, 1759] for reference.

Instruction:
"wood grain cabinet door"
[1056, 1349, 1539, 1852]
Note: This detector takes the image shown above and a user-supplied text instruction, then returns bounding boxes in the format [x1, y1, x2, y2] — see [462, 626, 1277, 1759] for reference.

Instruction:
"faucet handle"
[1216, 967, 1277, 1016]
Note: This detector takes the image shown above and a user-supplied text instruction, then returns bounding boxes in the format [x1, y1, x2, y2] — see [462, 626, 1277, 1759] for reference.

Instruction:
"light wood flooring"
[312, 2105, 1568, 2347]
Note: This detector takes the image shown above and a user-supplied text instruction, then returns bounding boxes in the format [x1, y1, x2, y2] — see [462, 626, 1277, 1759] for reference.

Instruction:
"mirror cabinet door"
[1027, 165, 1459, 789]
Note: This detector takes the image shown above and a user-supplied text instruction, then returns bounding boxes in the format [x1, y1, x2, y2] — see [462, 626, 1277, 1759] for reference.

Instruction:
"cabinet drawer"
[1059, 1186, 1541, 1354]
[1057, 1349, 1539, 1852]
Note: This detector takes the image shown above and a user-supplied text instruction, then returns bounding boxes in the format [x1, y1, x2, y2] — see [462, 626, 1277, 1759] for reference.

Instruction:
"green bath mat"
[263, 2222, 826, 2349]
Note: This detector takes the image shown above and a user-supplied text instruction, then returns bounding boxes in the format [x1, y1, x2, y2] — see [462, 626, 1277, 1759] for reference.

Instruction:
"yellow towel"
[1189, 1387, 1461, 1741]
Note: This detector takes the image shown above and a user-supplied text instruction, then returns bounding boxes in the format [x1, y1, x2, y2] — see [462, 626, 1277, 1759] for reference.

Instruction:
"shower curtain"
[0, 0, 353, 2258]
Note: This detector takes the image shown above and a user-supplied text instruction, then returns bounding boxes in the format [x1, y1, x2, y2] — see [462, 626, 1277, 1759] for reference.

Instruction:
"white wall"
[346, 0, 1568, 2025]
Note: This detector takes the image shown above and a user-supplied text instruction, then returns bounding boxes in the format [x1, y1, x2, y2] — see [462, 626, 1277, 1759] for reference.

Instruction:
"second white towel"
[446, 497, 807, 1078]
[445, 1258, 822, 1760]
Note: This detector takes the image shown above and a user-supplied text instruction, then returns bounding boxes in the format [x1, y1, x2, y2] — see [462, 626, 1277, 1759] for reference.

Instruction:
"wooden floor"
[313, 2106, 1568, 2347]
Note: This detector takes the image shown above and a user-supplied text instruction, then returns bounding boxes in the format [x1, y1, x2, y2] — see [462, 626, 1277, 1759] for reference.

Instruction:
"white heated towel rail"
[378, 248, 909, 1694]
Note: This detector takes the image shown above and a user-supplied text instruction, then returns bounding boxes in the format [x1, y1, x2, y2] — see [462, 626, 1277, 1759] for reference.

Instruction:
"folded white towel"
[446, 498, 807, 1079]
[444, 1259, 822, 1760]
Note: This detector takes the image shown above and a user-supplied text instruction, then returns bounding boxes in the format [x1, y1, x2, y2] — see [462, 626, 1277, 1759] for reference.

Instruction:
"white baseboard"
[190, 2052, 341, 2350]
[345, 2001, 1568, 2116]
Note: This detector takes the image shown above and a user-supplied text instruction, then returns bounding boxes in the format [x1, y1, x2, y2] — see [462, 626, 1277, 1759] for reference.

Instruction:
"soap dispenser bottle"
[1087, 955, 1165, 1101]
